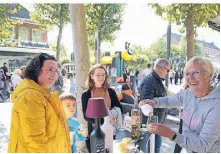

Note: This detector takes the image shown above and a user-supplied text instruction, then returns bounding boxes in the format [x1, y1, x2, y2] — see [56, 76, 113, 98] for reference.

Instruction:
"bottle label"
[131, 116, 141, 125]
[96, 139, 105, 153]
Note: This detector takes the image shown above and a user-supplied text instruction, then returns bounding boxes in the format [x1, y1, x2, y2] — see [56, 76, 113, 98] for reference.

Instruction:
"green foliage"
[149, 4, 220, 59]
[125, 44, 150, 71]
[0, 4, 21, 42]
[149, 4, 220, 31]
[31, 4, 70, 62]
[31, 4, 70, 30]
[179, 37, 203, 57]
[61, 58, 72, 65]
[51, 44, 68, 61]
[85, 4, 125, 50]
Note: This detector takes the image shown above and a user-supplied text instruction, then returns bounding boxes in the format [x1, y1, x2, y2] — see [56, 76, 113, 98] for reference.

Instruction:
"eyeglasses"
[94, 74, 106, 79]
[163, 67, 170, 73]
[185, 70, 201, 78]
[44, 68, 58, 74]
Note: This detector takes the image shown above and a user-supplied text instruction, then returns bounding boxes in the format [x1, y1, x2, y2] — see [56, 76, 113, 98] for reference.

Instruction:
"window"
[18, 27, 28, 40]
[32, 29, 41, 42]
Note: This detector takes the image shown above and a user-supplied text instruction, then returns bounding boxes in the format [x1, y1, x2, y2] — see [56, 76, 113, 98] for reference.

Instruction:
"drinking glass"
[146, 116, 158, 130]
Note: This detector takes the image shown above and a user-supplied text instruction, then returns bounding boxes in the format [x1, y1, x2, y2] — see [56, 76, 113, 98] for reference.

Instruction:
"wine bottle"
[90, 118, 106, 153]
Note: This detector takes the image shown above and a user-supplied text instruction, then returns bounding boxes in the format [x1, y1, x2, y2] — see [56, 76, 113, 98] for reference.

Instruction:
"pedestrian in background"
[50, 63, 64, 94]
[20, 65, 26, 79]
[11, 69, 22, 90]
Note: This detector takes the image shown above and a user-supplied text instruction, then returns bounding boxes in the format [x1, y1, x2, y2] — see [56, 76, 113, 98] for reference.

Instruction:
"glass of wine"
[146, 116, 158, 131]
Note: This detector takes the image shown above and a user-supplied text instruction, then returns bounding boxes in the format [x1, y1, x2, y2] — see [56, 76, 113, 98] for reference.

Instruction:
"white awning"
[0, 46, 55, 56]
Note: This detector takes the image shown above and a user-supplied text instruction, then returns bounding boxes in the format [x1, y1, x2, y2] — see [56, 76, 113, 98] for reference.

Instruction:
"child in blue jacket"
[60, 92, 87, 153]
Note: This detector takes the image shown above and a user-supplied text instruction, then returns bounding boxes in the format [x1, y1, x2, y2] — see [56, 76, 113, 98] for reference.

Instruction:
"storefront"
[0, 46, 54, 73]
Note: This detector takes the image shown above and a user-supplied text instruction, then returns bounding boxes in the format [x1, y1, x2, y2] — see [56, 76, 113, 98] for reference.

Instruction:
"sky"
[21, 3, 220, 56]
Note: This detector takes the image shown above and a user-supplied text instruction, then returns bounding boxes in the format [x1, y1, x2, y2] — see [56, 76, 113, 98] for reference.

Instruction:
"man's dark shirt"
[1, 66, 8, 76]
[140, 71, 167, 124]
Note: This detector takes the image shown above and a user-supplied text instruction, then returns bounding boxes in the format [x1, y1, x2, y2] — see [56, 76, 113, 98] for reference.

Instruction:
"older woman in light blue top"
[139, 56, 220, 153]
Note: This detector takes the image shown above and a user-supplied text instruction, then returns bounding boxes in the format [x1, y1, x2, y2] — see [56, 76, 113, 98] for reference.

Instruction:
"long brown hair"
[86, 64, 110, 90]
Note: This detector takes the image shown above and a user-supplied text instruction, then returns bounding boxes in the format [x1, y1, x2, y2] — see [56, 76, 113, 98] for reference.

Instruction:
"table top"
[114, 129, 152, 153]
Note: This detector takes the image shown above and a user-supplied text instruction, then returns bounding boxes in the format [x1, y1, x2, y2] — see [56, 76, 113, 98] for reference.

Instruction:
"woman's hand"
[78, 129, 88, 137]
[147, 123, 175, 140]
[109, 118, 116, 125]
[138, 99, 157, 108]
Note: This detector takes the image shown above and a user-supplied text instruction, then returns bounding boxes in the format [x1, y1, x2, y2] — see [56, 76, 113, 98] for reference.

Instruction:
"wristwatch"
[171, 133, 177, 141]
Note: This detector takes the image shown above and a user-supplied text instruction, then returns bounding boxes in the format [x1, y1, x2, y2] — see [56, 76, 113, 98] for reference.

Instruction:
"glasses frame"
[185, 70, 202, 78]
[163, 67, 170, 73]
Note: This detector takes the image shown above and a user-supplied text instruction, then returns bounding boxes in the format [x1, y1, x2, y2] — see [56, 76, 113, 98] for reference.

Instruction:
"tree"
[179, 36, 203, 59]
[0, 4, 21, 42]
[31, 4, 70, 62]
[69, 5, 90, 147]
[125, 44, 150, 71]
[51, 44, 69, 62]
[149, 4, 220, 60]
[85, 4, 125, 63]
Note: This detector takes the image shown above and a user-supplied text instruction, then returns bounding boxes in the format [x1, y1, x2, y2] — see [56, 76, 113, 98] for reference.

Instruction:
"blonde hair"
[184, 56, 214, 79]
[13, 69, 21, 76]
[86, 64, 110, 90]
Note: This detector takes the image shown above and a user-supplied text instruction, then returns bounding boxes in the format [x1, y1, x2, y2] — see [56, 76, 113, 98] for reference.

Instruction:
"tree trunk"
[56, 5, 64, 62]
[186, 9, 194, 60]
[69, 4, 90, 125]
[95, 30, 101, 64]
[98, 33, 101, 64]
[56, 25, 63, 62]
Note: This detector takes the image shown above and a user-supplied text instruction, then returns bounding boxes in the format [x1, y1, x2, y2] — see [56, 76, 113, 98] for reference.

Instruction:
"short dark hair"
[59, 92, 76, 102]
[3, 62, 7, 65]
[122, 83, 131, 91]
[147, 63, 151, 68]
[25, 53, 56, 83]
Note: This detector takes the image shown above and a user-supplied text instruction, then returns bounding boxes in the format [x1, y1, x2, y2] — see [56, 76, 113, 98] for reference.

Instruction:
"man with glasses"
[139, 58, 170, 153]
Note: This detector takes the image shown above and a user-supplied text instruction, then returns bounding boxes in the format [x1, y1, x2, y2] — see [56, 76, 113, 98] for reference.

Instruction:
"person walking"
[139, 58, 170, 153]
[174, 70, 179, 85]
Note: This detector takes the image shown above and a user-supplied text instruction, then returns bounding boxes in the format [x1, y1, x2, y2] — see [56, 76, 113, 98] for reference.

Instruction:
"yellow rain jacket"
[8, 79, 71, 153]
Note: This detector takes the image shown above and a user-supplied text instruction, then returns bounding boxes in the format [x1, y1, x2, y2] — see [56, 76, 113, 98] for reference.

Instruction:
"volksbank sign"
[20, 41, 50, 49]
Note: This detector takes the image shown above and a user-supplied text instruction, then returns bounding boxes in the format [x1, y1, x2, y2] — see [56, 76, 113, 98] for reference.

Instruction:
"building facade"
[0, 4, 54, 73]
[163, 33, 220, 68]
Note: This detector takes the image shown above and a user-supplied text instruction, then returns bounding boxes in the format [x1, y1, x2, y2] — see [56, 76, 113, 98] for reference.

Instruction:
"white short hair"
[154, 58, 170, 68]
[184, 56, 214, 79]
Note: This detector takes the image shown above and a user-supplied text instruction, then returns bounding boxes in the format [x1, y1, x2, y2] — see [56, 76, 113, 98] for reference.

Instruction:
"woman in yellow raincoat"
[8, 53, 71, 153]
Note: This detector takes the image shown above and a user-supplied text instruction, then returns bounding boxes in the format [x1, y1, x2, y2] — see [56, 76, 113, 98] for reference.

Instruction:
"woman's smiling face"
[91, 68, 106, 88]
[37, 60, 58, 89]
[185, 63, 210, 94]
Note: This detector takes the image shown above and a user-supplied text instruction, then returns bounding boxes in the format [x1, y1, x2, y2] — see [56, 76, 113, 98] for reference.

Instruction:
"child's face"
[62, 99, 76, 118]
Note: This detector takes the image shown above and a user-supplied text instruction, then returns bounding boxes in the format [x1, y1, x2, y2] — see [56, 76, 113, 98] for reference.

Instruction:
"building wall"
[14, 22, 47, 42]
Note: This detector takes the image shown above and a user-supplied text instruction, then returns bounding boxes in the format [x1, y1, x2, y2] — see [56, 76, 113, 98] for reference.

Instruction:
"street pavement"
[0, 79, 182, 153]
